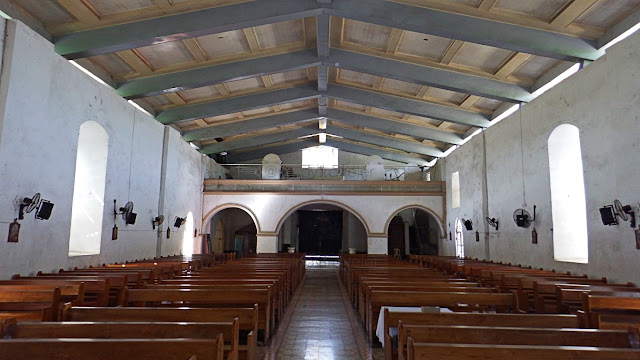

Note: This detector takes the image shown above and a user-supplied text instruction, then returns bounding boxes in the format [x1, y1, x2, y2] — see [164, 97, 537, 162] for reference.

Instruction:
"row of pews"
[340, 254, 640, 360]
[0, 252, 304, 360]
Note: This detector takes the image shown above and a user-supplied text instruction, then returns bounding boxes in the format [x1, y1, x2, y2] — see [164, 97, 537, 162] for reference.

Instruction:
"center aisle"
[267, 261, 370, 360]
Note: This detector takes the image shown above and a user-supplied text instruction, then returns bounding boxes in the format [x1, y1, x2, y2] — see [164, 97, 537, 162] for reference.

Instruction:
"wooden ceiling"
[5, 0, 640, 164]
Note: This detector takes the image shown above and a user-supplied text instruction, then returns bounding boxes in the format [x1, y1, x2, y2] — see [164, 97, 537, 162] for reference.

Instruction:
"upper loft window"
[69, 121, 109, 257]
[548, 124, 588, 263]
[302, 146, 338, 169]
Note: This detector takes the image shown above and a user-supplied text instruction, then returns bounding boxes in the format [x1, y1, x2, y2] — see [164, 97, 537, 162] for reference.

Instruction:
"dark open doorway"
[297, 210, 342, 255]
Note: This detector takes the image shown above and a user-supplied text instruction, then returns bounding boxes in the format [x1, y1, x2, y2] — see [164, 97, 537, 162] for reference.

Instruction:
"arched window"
[454, 218, 464, 258]
[182, 212, 195, 256]
[68, 121, 109, 256]
[548, 124, 588, 263]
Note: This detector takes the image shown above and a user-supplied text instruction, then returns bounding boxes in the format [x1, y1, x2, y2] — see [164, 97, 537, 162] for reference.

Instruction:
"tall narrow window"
[69, 121, 109, 256]
[548, 124, 588, 263]
[455, 218, 464, 258]
[451, 171, 460, 209]
[182, 212, 195, 256]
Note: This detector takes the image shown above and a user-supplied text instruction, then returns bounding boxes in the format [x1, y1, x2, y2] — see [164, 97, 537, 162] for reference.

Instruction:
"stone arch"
[202, 203, 261, 234]
[384, 204, 446, 239]
[274, 199, 371, 236]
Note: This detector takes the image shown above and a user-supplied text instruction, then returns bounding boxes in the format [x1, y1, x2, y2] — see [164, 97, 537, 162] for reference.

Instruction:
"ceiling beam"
[328, 0, 603, 61]
[183, 108, 319, 142]
[156, 84, 321, 124]
[118, 49, 320, 99]
[200, 126, 319, 154]
[329, 125, 444, 157]
[327, 84, 491, 128]
[328, 49, 532, 103]
[326, 108, 463, 145]
[160, 83, 490, 128]
[54, 0, 322, 59]
[324, 138, 431, 165]
[225, 139, 318, 163]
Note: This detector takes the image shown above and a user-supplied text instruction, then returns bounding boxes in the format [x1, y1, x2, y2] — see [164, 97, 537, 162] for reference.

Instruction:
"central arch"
[275, 199, 371, 236]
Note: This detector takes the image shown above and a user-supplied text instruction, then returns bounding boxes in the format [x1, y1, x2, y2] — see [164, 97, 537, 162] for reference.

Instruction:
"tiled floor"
[268, 261, 371, 360]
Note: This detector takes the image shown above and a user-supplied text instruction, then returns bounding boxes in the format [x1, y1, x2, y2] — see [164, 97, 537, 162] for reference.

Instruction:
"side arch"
[202, 203, 261, 234]
[274, 199, 372, 236]
[384, 204, 446, 239]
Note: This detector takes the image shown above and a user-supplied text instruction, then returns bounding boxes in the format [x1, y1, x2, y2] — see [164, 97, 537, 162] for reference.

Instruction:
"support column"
[367, 236, 388, 254]
[404, 221, 411, 255]
[257, 234, 278, 253]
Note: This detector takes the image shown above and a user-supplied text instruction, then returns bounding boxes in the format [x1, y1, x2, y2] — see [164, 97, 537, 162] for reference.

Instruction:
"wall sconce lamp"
[174, 217, 186, 228]
[152, 215, 165, 229]
[461, 218, 473, 231]
[486, 217, 499, 231]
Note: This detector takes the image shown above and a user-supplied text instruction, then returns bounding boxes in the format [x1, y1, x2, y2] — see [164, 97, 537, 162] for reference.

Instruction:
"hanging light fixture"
[318, 117, 327, 130]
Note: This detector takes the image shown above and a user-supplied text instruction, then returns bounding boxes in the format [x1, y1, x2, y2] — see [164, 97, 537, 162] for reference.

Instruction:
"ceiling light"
[318, 118, 327, 130]
[319, 133, 327, 143]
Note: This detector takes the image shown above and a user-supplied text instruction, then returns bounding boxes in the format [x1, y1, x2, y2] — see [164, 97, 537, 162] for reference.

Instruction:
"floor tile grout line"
[262, 272, 307, 360]
[336, 269, 373, 360]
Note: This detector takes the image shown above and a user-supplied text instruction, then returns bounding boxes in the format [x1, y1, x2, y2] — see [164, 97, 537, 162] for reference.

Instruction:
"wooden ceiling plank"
[262, 75, 274, 88]
[57, 0, 100, 23]
[165, 92, 187, 105]
[49, 0, 252, 35]
[194, 119, 209, 127]
[460, 95, 481, 109]
[182, 38, 208, 62]
[440, 40, 465, 65]
[494, 52, 532, 79]
[152, 0, 173, 9]
[551, 0, 599, 28]
[477, 0, 497, 11]
[385, 28, 404, 54]
[116, 49, 154, 74]
[243, 27, 261, 52]
[214, 84, 231, 96]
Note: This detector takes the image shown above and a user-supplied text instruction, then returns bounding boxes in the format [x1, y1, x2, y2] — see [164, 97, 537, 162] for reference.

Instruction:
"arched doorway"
[203, 207, 258, 258]
[387, 208, 442, 256]
[277, 203, 368, 255]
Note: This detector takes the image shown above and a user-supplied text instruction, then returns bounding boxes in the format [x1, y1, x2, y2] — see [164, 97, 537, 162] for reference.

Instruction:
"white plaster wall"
[160, 128, 205, 256]
[0, 21, 205, 278]
[440, 133, 487, 258]
[436, 32, 640, 284]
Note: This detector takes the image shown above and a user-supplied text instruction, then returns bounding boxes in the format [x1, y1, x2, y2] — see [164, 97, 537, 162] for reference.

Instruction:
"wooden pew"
[2, 317, 239, 360]
[121, 288, 272, 343]
[0, 288, 61, 321]
[0, 337, 224, 360]
[63, 305, 258, 360]
[381, 309, 586, 360]
[582, 291, 640, 329]
[406, 340, 640, 360]
[398, 324, 638, 360]
[0, 278, 108, 306]
[367, 290, 519, 343]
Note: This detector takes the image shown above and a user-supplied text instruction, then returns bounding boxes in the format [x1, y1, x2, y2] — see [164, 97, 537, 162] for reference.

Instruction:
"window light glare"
[490, 104, 520, 126]
[601, 22, 640, 51]
[318, 133, 327, 143]
[531, 63, 581, 99]
[0, 10, 12, 19]
[69, 60, 112, 89]
[460, 129, 482, 145]
[442, 145, 457, 158]
[128, 100, 153, 117]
